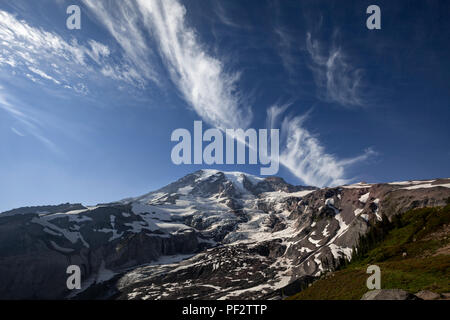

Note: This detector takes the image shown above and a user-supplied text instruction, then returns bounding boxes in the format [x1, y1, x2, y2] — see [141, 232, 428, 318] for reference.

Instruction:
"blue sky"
[1, 0, 449, 212]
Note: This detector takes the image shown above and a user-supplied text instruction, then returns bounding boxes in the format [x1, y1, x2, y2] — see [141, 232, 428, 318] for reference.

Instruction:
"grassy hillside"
[288, 204, 450, 300]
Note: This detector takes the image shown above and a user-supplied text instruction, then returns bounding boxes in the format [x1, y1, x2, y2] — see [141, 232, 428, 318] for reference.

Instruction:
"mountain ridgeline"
[0, 170, 449, 299]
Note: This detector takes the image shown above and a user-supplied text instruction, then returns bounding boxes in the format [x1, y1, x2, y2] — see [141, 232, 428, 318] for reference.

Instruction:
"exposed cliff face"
[0, 170, 449, 300]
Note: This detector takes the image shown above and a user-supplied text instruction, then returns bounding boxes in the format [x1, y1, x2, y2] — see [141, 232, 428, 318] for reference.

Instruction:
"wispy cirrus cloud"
[82, 0, 160, 88]
[0, 10, 143, 91]
[268, 104, 376, 187]
[273, 25, 299, 74]
[28, 66, 61, 85]
[0, 87, 60, 153]
[137, 0, 253, 129]
[11, 127, 25, 137]
[212, 0, 251, 30]
[306, 32, 364, 108]
[84, 0, 252, 129]
[266, 103, 290, 132]
[0, 7, 153, 154]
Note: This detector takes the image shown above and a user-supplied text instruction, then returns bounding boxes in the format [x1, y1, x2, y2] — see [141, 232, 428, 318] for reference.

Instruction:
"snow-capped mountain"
[1, 170, 449, 300]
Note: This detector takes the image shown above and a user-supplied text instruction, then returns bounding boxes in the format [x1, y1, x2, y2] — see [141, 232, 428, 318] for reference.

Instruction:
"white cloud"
[273, 24, 301, 75]
[0, 9, 143, 91]
[267, 103, 290, 131]
[82, 0, 158, 88]
[138, 0, 252, 129]
[306, 32, 364, 107]
[84, 0, 252, 129]
[269, 105, 375, 187]
[213, 1, 250, 30]
[11, 127, 25, 137]
[86, 40, 110, 64]
[0, 90, 29, 121]
[28, 66, 61, 85]
[0, 88, 60, 153]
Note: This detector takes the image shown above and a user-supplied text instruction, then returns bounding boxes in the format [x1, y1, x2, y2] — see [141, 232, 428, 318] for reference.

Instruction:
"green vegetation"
[288, 205, 450, 300]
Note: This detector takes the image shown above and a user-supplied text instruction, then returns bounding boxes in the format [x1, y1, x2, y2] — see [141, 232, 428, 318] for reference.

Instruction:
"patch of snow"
[219, 283, 272, 300]
[96, 228, 124, 242]
[110, 215, 116, 228]
[401, 183, 450, 190]
[41, 206, 99, 221]
[322, 223, 330, 237]
[200, 284, 223, 290]
[212, 262, 220, 271]
[342, 182, 372, 189]
[329, 213, 350, 243]
[360, 214, 369, 222]
[289, 190, 315, 198]
[260, 189, 315, 204]
[388, 180, 435, 186]
[313, 253, 324, 273]
[50, 240, 74, 253]
[154, 221, 192, 233]
[299, 247, 312, 253]
[32, 217, 90, 248]
[359, 192, 370, 204]
[197, 169, 263, 193]
[328, 244, 353, 260]
[308, 237, 321, 247]
[178, 185, 193, 195]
